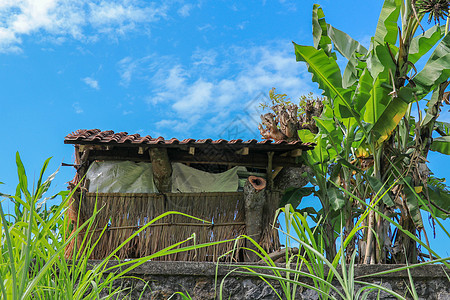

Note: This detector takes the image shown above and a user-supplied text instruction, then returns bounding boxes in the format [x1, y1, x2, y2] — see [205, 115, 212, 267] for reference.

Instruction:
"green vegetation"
[2, 0, 450, 298]
[275, 0, 450, 264]
[0, 153, 228, 299]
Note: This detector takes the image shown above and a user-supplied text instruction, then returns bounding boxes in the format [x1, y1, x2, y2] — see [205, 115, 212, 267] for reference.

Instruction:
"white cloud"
[82, 76, 99, 89]
[0, 0, 170, 52]
[172, 79, 214, 112]
[177, 4, 192, 17]
[197, 24, 214, 31]
[155, 119, 193, 134]
[72, 102, 83, 114]
[191, 48, 217, 66]
[122, 41, 316, 136]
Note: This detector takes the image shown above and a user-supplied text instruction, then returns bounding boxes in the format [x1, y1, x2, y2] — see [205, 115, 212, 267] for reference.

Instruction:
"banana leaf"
[413, 33, 450, 99]
[312, 4, 335, 58]
[430, 136, 450, 155]
[426, 185, 450, 220]
[327, 186, 346, 211]
[421, 88, 441, 127]
[373, 0, 402, 46]
[293, 43, 356, 121]
[370, 86, 415, 145]
[280, 187, 315, 209]
[409, 25, 444, 64]
[403, 177, 424, 228]
[363, 75, 391, 124]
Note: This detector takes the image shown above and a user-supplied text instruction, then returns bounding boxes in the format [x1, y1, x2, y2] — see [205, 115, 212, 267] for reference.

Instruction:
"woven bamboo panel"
[72, 192, 252, 261]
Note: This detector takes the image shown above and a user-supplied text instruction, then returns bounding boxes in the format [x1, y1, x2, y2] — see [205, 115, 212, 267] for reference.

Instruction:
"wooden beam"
[85, 148, 301, 168]
[281, 149, 303, 157]
[149, 148, 172, 193]
[235, 147, 249, 155]
[272, 167, 283, 180]
[290, 149, 302, 157]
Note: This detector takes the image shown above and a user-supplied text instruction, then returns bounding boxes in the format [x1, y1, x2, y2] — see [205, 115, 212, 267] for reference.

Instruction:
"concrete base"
[91, 260, 450, 299]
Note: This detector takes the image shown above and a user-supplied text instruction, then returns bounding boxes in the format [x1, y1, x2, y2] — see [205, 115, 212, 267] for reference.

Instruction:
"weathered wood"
[261, 247, 299, 263]
[273, 166, 310, 192]
[244, 176, 267, 262]
[290, 149, 302, 157]
[87, 148, 301, 168]
[149, 148, 172, 193]
[235, 147, 249, 155]
[267, 152, 274, 190]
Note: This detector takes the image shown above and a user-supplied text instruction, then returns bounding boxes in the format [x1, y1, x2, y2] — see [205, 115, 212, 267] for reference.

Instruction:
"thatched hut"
[64, 129, 314, 262]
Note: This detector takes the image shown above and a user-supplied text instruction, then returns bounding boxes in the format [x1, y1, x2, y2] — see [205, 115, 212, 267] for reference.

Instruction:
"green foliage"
[0, 153, 230, 299]
[218, 204, 437, 299]
[284, 0, 450, 264]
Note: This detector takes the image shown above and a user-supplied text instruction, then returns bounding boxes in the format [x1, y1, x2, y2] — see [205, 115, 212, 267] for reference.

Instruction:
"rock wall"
[94, 261, 450, 299]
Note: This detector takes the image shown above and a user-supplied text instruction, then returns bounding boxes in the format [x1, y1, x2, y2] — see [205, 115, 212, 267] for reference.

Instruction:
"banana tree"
[292, 0, 450, 263]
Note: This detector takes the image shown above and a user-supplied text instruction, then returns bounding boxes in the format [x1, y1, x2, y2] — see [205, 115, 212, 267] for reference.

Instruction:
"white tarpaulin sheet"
[171, 163, 246, 193]
[86, 161, 158, 193]
[85, 161, 245, 193]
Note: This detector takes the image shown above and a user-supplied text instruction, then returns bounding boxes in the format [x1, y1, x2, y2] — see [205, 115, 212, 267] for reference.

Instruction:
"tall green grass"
[0, 153, 231, 299]
[218, 203, 450, 300]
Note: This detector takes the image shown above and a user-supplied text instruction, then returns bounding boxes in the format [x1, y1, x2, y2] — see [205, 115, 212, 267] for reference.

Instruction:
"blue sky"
[0, 1, 448, 256]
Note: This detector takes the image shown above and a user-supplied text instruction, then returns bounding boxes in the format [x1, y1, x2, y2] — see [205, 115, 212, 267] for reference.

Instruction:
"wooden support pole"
[267, 151, 274, 190]
[149, 148, 172, 193]
[244, 176, 267, 262]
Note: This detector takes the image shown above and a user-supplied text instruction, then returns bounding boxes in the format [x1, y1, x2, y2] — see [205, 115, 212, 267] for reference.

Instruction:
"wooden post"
[267, 151, 274, 190]
[149, 148, 172, 193]
[244, 175, 267, 261]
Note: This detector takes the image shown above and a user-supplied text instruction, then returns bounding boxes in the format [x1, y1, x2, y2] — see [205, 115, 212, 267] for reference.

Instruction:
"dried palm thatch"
[66, 191, 280, 261]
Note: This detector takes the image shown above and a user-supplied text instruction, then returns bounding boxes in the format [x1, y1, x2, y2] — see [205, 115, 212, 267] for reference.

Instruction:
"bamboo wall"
[66, 192, 279, 261]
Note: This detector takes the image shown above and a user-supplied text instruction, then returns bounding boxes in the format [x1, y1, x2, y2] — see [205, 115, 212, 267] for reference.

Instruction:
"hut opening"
[64, 129, 314, 262]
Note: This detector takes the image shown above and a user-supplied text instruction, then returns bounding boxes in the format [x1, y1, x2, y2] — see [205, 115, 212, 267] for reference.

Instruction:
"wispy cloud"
[118, 41, 316, 137]
[0, 0, 172, 52]
[72, 102, 83, 114]
[177, 4, 192, 17]
[82, 77, 99, 89]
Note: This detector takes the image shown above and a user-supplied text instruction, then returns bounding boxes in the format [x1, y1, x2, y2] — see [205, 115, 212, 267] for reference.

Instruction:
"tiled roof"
[64, 129, 315, 149]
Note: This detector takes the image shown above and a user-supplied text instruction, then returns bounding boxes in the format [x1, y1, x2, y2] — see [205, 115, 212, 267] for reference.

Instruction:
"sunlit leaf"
[371, 86, 415, 145]
[413, 33, 450, 99]
[293, 43, 356, 121]
[430, 136, 450, 154]
[409, 25, 444, 64]
[363, 75, 391, 124]
[373, 0, 402, 46]
[312, 4, 335, 58]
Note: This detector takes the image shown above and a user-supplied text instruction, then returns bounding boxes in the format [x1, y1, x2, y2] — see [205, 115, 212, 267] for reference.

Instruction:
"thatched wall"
[66, 192, 280, 261]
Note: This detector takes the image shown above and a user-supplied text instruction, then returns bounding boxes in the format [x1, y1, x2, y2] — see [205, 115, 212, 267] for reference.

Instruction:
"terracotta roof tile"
[64, 129, 315, 150]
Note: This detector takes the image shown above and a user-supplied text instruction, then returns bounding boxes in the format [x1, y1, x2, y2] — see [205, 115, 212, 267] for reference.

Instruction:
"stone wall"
[94, 261, 450, 300]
